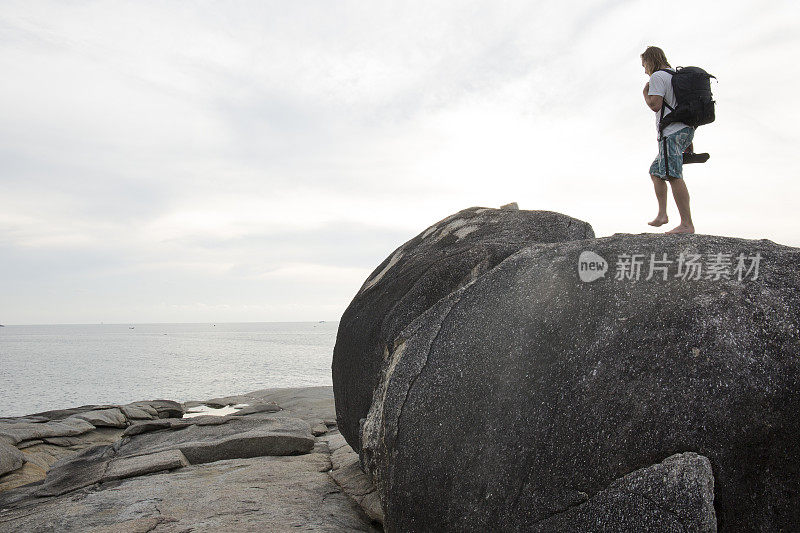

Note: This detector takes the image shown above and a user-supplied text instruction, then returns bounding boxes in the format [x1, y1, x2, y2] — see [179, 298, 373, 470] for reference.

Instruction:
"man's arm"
[643, 82, 663, 112]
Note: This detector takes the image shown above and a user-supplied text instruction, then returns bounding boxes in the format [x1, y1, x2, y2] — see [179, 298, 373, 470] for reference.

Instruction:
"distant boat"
[129, 326, 135, 329]
[318, 320, 325, 323]
[0, 324, 4, 327]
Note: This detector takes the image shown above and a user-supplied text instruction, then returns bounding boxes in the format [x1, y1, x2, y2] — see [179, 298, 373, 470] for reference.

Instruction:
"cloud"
[1, 0, 799, 323]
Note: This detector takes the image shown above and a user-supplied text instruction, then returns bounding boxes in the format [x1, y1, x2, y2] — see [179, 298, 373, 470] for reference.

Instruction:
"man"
[641, 46, 695, 234]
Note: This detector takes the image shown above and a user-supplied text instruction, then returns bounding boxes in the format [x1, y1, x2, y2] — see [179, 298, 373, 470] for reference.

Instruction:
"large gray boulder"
[332, 206, 594, 451]
[340, 214, 800, 531]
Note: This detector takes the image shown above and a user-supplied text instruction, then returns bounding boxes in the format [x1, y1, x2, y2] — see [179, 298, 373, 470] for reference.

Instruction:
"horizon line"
[0, 320, 340, 327]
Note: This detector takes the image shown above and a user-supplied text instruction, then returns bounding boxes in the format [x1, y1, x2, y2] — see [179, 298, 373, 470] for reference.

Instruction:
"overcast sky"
[1, 1, 798, 324]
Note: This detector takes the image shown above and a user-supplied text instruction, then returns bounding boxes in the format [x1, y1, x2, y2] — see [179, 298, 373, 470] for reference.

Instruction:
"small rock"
[0, 416, 49, 424]
[119, 405, 155, 420]
[123, 420, 175, 437]
[68, 408, 127, 428]
[0, 417, 96, 446]
[0, 441, 25, 476]
[127, 403, 159, 418]
[199, 397, 237, 409]
[141, 400, 183, 419]
[326, 433, 384, 525]
[228, 403, 281, 416]
[179, 428, 314, 464]
[17, 439, 44, 449]
[102, 450, 189, 482]
[320, 432, 349, 454]
[191, 416, 231, 426]
[116, 416, 315, 465]
[24, 406, 105, 422]
[34, 445, 115, 497]
[41, 437, 82, 447]
[41, 427, 123, 449]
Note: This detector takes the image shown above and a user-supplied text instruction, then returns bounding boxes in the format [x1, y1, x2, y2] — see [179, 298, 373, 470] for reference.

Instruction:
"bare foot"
[665, 224, 695, 234]
[648, 215, 669, 227]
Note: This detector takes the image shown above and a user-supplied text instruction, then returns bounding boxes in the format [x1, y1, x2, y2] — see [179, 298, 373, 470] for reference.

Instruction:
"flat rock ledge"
[0, 386, 382, 532]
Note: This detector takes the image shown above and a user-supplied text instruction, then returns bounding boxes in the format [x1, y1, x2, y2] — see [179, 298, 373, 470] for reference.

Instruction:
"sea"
[0, 322, 338, 418]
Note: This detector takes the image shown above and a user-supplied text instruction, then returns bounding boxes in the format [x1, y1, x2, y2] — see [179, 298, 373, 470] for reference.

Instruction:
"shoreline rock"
[0, 386, 382, 532]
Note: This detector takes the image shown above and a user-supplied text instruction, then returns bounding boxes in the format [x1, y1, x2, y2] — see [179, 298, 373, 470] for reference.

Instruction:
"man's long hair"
[641, 46, 671, 72]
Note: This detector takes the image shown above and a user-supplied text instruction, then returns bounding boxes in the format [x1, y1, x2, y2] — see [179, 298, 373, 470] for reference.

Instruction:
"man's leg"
[648, 174, 669, 227]
[665, 177, 694, 234]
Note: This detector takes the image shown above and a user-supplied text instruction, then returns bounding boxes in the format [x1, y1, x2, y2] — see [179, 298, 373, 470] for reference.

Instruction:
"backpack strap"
[654, 69, 676, 111]
[654, 68, 676, 132]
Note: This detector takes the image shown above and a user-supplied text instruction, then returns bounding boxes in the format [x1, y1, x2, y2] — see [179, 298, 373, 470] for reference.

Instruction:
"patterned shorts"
[649, 126, 695, 180]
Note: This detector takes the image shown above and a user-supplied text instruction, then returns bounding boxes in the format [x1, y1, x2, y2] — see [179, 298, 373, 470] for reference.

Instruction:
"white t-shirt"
[649, 69, 688, 138]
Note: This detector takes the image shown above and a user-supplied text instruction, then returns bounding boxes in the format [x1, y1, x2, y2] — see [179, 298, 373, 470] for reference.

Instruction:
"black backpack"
[656, 66, 716, 132]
